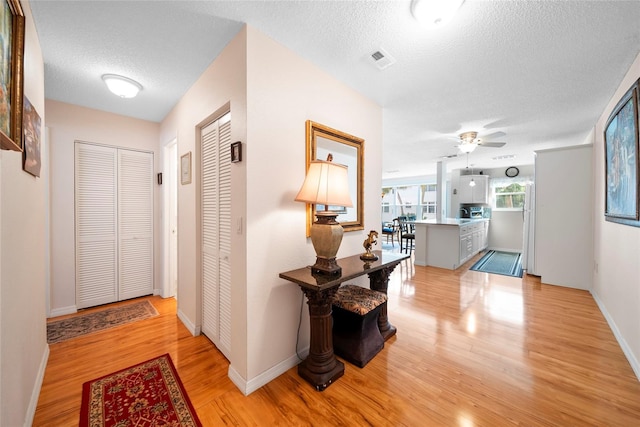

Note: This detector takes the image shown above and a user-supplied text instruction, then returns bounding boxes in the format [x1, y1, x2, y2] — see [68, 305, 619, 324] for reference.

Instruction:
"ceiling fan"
[457, 131, 506, 153]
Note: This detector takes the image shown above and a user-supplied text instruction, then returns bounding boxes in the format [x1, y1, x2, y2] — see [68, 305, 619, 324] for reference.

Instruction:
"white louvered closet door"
[75, 142, 154, 309]
[75, 143, 118, 309]
[118, 149, 154, 300]
[201, 112, 232, 360]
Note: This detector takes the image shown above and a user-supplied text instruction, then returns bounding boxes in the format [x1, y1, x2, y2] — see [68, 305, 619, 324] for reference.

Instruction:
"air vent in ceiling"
[369, 47, 396, 70]
[492, 154, 516, 161]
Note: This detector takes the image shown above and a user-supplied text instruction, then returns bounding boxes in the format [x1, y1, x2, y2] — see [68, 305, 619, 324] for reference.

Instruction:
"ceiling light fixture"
[458, 143, 477, 153]
[411, 0, 465, 27]
[102, 74, 143, 98]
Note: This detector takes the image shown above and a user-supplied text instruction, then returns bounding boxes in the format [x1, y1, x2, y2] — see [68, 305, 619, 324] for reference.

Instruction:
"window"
[381, 183, 438, 222]
[492, 179, 527, 209]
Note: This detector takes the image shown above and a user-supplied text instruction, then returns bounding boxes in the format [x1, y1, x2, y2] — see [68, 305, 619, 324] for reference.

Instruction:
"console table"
[279, 250, 409, 391]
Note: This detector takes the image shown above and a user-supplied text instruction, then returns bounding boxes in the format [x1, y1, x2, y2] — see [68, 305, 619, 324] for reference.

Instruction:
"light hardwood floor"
[34, 255, 640, 426]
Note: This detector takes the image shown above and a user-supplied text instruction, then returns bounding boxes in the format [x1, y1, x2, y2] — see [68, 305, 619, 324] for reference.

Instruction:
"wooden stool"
[332, 285, 388, 368]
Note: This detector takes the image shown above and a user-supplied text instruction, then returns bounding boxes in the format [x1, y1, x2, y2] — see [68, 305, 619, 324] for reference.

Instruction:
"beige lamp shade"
[295, 157, 352, 275]
[295, 160, 353, 208]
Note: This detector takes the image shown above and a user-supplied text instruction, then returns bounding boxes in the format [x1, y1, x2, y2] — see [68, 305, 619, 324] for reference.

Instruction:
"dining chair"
[381, 218, 400, 246]
[399, 217, 415, 254]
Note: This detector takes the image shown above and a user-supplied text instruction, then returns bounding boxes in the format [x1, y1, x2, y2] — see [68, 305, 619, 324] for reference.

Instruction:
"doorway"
[163, 139, 178, 298]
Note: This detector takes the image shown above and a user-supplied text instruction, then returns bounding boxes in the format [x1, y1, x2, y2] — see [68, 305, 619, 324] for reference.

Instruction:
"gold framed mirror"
[305, 120, 364, 237]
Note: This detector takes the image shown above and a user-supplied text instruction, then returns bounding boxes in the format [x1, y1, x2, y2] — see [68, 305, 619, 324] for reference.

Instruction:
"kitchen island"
[412, 218, 489, 270]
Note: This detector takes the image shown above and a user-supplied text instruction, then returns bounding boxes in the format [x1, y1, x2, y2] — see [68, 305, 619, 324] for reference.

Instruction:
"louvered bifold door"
[201, 112, 232, 360]
[75, 143, 118, 309]
[218, 115, 232, 357]
[118, 149, 154, 300]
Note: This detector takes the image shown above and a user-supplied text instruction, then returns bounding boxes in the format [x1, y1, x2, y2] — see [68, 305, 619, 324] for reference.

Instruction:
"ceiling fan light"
[411, 0, 465, 27]
[458, 143, 477, 153]
[102, 74, 142, 98]
[469, 178, 476, 187]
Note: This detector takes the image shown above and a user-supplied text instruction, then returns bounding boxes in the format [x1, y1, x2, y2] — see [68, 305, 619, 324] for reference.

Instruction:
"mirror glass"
[305, 120, 364, 236]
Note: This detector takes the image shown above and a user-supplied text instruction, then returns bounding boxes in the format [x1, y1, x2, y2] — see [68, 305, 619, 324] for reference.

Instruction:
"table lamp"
[295, 154, 353, 275]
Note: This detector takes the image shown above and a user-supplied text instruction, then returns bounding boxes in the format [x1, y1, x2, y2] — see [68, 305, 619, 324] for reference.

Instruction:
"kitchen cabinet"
[413, 219, 489, 269]
[458, 175, 489, 204]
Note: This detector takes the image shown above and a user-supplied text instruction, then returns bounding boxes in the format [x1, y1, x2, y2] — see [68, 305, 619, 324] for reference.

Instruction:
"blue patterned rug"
[470, 250, 523, 278]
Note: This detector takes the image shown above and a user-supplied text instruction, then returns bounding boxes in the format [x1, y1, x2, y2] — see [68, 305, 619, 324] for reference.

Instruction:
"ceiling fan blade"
[482, 131, 506, 140]
[478, 141, 506, 148]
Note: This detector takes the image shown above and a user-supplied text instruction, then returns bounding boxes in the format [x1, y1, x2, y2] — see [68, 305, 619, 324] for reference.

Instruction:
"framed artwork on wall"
[0, 0, 25, 152]
[22, 95, 41, 177]
[604, 79, 640, 227]
[181, 151, 192, 185]
[230, 141, 241, 163]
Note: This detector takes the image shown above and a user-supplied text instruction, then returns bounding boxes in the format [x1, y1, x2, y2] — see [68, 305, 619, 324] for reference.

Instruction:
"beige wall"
[159, 26, 248, 375]
[243, 26, 382, 384]
[592, 52, 640, 378]
[159, 25, 382, 392]
[0, 1, 47, 424]
[46, 101, 161, 314]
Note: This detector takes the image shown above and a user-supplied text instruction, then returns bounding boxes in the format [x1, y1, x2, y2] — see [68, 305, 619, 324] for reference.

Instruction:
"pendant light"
[466, 153, 476, 186]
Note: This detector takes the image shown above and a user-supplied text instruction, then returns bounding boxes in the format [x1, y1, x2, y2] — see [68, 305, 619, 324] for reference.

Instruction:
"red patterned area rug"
[80, 354, 202, 427]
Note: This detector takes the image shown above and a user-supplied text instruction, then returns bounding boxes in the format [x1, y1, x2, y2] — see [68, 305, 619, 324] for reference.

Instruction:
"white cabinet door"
[472, 176, 488, 203]
[458, 175, 488, 203]
[458, 177, 473, 203]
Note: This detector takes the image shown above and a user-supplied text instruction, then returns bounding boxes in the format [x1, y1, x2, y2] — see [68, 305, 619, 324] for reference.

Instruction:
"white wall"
[46, 101, 161, 315]
[592, 52, 640, 378]
[0, 1, 47, 424]
[488, 210, 523, 252]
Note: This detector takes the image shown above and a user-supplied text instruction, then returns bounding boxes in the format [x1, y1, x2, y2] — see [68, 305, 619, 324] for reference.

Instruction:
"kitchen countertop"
[411, 218, 489, 226]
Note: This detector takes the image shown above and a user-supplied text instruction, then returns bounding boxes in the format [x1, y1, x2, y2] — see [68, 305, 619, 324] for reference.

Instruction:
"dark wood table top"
[279, 250, 410, 291]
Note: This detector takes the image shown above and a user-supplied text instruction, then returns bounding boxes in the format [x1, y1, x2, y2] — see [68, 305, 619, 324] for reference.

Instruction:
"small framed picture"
[181, 151, 192, 185]
[231, 141, 242, 163]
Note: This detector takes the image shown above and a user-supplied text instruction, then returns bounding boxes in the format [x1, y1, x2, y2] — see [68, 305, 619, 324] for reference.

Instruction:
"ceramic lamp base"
[310, 211, 344, 275]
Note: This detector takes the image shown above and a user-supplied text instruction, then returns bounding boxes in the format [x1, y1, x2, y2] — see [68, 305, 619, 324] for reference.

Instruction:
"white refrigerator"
[521, 182, 536, 275]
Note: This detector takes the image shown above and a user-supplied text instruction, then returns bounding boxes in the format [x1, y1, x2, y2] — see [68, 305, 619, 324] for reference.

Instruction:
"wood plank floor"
[34, 256, 640, 426]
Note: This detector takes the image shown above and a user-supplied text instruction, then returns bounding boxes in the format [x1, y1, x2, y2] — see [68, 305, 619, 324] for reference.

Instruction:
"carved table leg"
[369, 263, 400, 341]
[298, 286, 344, 391]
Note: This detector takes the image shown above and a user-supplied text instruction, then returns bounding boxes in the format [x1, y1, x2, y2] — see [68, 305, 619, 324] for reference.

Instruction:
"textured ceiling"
[29, 1, 640, 178]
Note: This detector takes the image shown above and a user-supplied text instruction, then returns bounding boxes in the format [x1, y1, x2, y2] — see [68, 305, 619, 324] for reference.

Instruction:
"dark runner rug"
[47, 300, 158, 344]
[470, 250, 523, 278]
[80, 353, 202, 427]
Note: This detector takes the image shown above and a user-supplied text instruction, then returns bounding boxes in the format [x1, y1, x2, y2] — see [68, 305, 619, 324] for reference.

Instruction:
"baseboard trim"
[177, 308, 200, 336]
[591, 291, 640, 381]
[487, 246, 522, 254]
[49, 305, 77, 318]
[228, 348, 308, 396]
[24, 344, 49, 427]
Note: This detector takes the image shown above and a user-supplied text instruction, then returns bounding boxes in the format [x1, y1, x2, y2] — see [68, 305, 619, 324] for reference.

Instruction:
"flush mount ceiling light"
[102, 74, 143, 98]
[411, 0, 465, 27]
